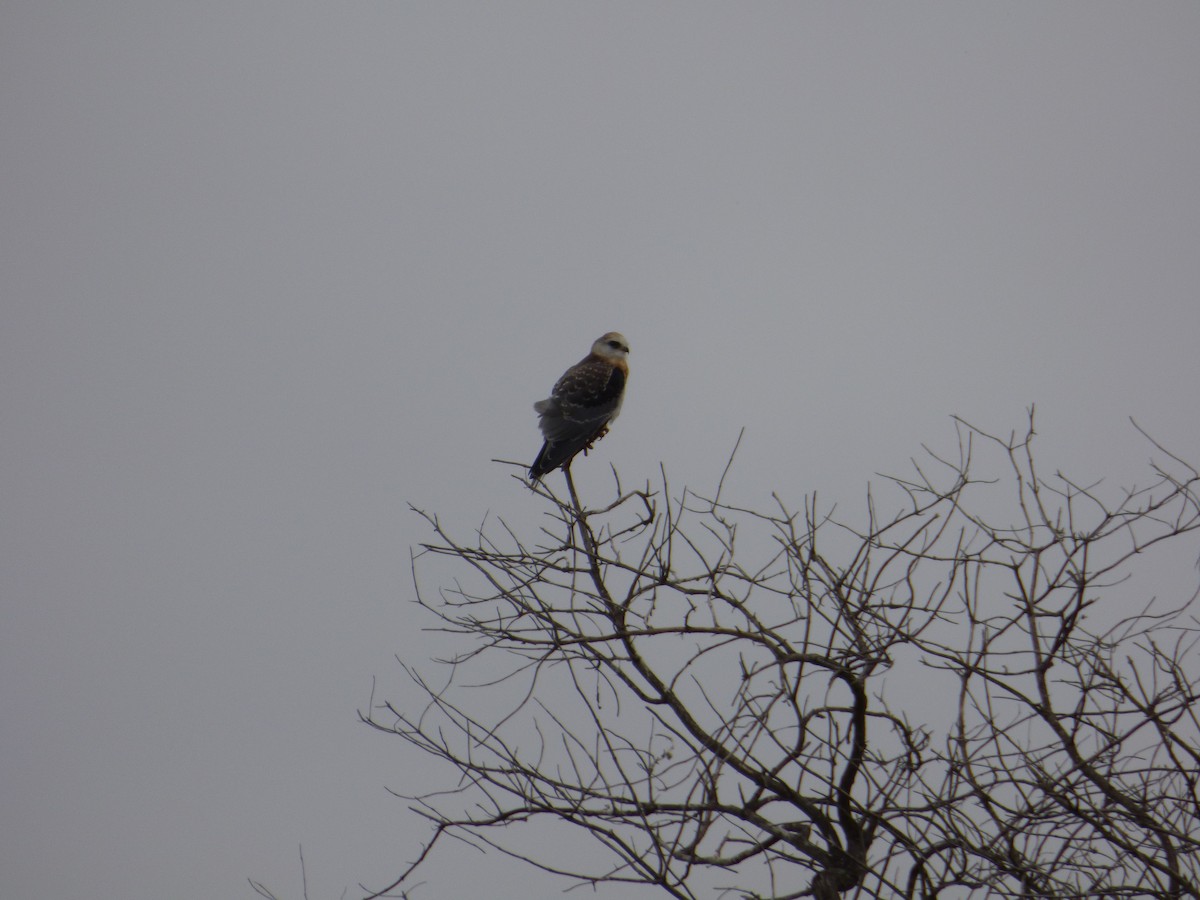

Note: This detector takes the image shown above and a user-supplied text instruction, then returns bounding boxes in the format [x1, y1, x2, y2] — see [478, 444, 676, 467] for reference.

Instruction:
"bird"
[529, 332, 630, 480]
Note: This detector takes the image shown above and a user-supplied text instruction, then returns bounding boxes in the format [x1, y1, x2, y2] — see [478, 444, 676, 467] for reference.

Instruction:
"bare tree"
[362, 414, 1200, 899]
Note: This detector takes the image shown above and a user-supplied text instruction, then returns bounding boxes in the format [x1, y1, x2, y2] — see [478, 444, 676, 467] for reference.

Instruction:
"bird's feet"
[581, 426, 610, 455]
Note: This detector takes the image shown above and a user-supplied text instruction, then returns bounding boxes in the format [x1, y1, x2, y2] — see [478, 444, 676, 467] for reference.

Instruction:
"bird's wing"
[536, 358, 625, 443]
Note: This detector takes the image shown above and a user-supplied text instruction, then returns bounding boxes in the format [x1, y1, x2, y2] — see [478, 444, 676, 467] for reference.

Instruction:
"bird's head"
[592, 332, 630, 361]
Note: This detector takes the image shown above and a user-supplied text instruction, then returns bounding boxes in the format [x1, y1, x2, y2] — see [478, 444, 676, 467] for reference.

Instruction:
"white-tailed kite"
[529, 332, 630, 480]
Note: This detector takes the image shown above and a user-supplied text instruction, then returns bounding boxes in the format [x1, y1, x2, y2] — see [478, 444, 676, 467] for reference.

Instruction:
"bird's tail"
[529, 442, 556, 480]
[529, 433, 599, 480]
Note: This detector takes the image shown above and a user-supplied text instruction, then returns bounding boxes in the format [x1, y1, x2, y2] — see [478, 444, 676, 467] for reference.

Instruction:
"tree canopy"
[362, 415, 1200, 899]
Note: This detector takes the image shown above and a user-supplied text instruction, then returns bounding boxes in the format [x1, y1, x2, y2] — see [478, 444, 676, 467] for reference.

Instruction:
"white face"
[593, 332, 630, 360]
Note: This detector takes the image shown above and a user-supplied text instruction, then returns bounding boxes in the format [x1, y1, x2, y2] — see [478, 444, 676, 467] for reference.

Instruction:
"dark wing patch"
[536, 361, 621, 438]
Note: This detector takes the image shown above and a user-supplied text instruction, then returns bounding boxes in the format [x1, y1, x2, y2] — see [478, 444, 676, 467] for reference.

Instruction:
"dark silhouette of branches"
[359, 413, 1200, 899]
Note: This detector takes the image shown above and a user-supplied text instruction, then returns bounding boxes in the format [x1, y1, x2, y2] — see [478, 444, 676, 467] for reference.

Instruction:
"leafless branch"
[362, 414, 1200, 898]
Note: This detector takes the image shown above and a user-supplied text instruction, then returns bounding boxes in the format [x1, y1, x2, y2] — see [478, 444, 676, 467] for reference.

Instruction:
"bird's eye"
[608, 340, 622, 349]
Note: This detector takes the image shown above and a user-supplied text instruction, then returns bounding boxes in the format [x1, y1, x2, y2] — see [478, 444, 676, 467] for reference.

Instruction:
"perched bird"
[529, 332, 630, 480]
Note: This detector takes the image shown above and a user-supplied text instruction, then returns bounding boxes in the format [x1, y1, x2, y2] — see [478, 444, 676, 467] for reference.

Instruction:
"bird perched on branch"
[529, 332, 629, 480]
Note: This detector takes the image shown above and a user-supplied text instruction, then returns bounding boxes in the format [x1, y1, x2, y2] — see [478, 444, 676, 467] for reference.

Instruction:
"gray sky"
[3, 4, 1199, 898]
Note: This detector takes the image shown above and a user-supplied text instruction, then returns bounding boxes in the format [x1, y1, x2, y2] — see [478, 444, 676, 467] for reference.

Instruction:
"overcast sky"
[3, 4, 1200, 899]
